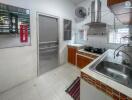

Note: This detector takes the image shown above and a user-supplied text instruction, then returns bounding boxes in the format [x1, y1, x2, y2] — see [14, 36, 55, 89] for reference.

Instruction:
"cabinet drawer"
[77, 51, 98, 59]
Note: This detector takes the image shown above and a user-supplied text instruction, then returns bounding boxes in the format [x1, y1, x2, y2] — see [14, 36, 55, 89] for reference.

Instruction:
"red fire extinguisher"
[20, 25, 28, 43]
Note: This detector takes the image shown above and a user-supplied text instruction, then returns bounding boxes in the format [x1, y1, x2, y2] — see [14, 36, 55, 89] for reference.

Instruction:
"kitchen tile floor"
[0, 64, 80, 100]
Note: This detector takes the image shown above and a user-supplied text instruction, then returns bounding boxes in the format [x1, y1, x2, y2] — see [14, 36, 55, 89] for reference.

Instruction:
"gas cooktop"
[84, 46, 106, 54]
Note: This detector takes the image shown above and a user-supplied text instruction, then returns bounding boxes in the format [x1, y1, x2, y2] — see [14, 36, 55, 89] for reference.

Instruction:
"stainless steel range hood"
[86, 0, 106, 28]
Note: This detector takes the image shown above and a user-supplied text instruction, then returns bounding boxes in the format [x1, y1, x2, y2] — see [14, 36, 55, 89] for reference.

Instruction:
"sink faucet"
[116, 50, 132, 66]
[114, 44, 130, 59]
[114, 43, 132, 66]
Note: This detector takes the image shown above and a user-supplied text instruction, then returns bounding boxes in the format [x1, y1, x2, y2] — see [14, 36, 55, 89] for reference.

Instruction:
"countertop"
[67, 43, 85, 48]
[81, 49, 132, 98]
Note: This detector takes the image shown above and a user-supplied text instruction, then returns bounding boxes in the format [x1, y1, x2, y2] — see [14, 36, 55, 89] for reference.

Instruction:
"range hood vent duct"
[86, 0, 107, 28]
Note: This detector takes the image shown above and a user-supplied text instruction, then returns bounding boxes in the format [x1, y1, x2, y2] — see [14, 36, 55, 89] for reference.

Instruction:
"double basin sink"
[90, 54, 132, 89]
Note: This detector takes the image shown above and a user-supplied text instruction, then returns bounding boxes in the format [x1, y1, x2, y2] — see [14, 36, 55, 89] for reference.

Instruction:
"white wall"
[0, 0, 76, 93]
[75, 0, 123, 49]
[81, 79, 112, 100]
[75, 0, 115, 26]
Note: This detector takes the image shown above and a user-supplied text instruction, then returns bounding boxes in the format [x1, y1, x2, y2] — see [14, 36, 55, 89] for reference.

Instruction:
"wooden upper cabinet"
[107, 0, 132, 25]
[108, 0, 131, 14]
[107, 0, 128, 6]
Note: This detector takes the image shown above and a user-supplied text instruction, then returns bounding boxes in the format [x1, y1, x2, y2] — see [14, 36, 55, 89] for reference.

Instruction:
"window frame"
[108, 27, 129, 44]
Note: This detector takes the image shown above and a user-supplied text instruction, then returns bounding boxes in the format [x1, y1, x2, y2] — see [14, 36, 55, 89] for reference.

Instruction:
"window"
[63, 19, 72, 41]
[109, 28, 129, 44]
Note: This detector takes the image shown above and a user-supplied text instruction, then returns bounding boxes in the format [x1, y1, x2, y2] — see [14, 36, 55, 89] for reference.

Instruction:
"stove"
[84, 46, 106, 54]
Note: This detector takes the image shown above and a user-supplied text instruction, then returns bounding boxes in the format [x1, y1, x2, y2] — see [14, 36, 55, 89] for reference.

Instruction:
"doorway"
[37, 13, 60, 76]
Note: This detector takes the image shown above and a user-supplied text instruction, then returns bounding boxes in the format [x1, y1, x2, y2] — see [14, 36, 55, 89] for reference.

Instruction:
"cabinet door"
[80, 79, 107, 100]
[107, 0, 132, 25]
[77, 54, 93, 69]
[68, 47, 76, 65]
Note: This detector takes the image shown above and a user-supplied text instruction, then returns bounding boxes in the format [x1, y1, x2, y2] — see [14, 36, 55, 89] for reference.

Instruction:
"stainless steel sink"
[90, 61, 132, 89]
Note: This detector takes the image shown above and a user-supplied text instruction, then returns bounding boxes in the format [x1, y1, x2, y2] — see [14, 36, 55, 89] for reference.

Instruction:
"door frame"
[36, 12, 61, 76]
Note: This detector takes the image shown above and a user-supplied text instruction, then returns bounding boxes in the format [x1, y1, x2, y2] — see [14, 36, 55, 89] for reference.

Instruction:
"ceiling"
[71, 0, 86, 5]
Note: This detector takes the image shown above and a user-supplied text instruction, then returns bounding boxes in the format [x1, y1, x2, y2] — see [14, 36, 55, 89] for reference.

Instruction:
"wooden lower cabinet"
[77, 54, 93, 69]
[68, 46, 98, 68]
[68, 47, 77, 65]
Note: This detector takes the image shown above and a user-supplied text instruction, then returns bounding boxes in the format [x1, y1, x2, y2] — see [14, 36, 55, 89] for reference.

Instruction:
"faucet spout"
[116, 50, 132, 66]
[114, 44, 132, 59]
[114, 44, 128, 59]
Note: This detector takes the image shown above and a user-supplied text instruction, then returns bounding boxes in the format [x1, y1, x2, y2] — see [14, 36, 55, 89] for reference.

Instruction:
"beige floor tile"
[0, 64, 80, 100]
